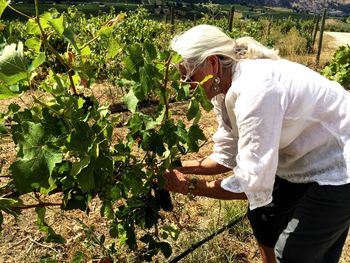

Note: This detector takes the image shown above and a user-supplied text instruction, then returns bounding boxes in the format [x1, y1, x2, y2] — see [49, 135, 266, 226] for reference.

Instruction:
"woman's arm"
[163, 169, 247, 200]
[177, 157, 231, 175]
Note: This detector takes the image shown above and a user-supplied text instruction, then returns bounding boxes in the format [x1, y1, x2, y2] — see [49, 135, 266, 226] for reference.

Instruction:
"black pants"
[248, 176, 350, 263]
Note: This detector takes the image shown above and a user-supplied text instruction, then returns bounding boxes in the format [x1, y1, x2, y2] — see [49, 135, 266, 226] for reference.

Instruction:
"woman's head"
[171, 25, 280, 99]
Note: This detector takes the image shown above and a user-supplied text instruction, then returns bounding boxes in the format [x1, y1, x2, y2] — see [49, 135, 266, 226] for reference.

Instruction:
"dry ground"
[1, 34, 350, 263]
[324, 31, 350, 48]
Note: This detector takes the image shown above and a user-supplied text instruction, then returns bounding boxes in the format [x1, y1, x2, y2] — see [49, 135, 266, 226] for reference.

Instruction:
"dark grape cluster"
[138, 183, 173, 212]
[81, 96, 94, 114]
[114, 160, 129, 181]
[153, 183, 173, 212]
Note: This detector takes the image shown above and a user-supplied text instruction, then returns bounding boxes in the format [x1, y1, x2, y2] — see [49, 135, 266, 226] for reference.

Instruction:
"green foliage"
[322, 45, 350, 89]
[0, 3, 213, 261]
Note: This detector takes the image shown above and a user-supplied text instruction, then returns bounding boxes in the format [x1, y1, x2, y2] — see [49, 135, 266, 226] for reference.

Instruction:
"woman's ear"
[207, 55, 219, 74]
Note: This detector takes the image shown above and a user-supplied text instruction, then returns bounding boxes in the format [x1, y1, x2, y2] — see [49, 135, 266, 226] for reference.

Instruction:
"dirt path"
[324, 31, 350, 48]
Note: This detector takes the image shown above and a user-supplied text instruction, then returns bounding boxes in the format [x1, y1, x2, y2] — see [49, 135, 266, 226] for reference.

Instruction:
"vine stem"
[7, 4, 33, 19]
[162, 55, 173, 121]
[33, 0, 77, 95]
[16, 202, 62, 210]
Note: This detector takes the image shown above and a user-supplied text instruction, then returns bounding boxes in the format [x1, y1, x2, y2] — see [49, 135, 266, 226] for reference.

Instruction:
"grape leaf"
[0, 197, 22, 216]
[25, 37, 41, 53]
[49, 15, 64, 35]
[187, 99, 200, 121]
[0, 85, 23, 100]
[124, 88, 139, 113]
[10, 122, 62, 193]
[0, 0, 8, 18]
[26, 19, 41, 36]
[35, 207, 65, 243]
[76, 165, 95, 192]
[30, 52, 46, 71]
[0, 42, 28, 85]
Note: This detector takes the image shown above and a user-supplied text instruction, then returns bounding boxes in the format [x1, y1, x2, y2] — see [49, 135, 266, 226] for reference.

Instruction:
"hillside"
[220, 0, 350, 15]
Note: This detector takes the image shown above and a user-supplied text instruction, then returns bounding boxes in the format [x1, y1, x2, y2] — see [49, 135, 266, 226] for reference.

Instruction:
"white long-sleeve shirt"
[209, 59, 350, 210]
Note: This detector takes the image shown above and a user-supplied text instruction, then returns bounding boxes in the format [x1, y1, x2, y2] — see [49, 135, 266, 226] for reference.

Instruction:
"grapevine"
[0, 0, 213, 261]
[322, 45, 350, 90]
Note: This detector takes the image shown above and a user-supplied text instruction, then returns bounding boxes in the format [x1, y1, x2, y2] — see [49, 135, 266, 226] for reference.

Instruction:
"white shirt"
[209, 59, 350, 210]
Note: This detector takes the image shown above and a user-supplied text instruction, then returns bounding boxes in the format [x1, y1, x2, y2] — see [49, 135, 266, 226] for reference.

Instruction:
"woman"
[163, 24, 350, 263]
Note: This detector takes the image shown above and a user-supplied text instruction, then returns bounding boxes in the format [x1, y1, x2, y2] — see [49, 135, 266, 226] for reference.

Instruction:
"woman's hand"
[163, 169, 189, 195]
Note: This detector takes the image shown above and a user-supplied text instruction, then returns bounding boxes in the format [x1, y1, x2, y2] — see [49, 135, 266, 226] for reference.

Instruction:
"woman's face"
[179, 56, 219, 100]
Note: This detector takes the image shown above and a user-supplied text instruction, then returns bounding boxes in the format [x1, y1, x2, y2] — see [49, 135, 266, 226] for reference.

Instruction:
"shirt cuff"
[220, 175, 273, 210]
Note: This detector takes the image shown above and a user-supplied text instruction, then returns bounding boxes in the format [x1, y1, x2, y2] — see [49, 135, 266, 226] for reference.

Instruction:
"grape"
[152, 183, 173, 212]
[155, 188, 173, 212]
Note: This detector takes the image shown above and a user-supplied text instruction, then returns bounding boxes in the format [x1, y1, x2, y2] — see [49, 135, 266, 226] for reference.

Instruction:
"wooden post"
[312, 15, 320, 48]
[228, 6, 235, 32]
[316, 8, 327, 65]
[170, 7, 174, 26]
[193, 13, 197, 26]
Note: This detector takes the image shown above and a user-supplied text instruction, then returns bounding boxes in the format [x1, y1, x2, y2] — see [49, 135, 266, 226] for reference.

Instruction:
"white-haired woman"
[164, 24, 350, 262]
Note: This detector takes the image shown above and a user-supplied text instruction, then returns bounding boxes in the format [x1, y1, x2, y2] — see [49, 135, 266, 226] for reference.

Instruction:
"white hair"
[170, 24, 280, 78]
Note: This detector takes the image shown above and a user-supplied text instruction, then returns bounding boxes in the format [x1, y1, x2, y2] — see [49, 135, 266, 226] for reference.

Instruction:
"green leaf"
[162, 224, 180, 241]
[72, 251, 84, 263]
[31, 52, 46, 70]
[0, 123, 6, 134]
[122, 56, 136, 78]
[25, 37, 41, 53]
[0, 197, 22, 216]
[8, 103, 20, 113]
[0, 0, 8, 18]
[0, 42, 28, 84]
[124, 89, 139, 113]
[99, 25, 113, 38]
[144, 43, 157, 60]
[171, 53, 182, 65]
[0, 85, 23, 100]
[71, 156, 90, 177]
[197, 86, 213, 112]
[128, 44, 143, 69]
[35, 207, 65, 243]
[107, 38, 120, 59]
[62, 28, 80, 53]
[101, 201, 114, 220]
[187, 99, 200, 121]
[26, 19, 41, 36]
[187, 124, 206, 152]
[159, 242, 172, 258]
[76, 165, 95, 193]
[109, 223, 119, 238]
[10, 122, 62, 193]
[49, 15, 64, 35]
